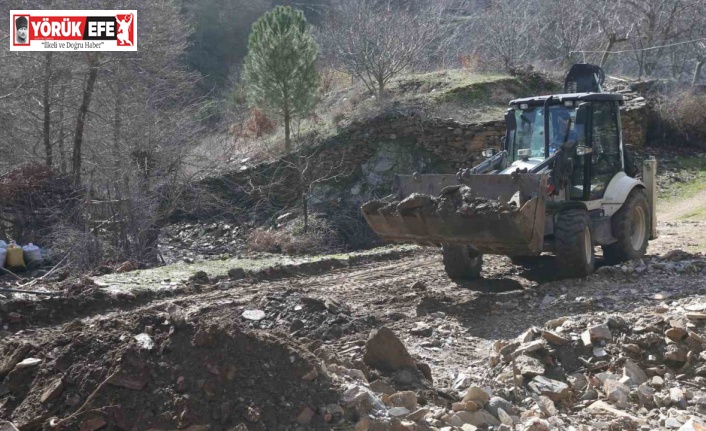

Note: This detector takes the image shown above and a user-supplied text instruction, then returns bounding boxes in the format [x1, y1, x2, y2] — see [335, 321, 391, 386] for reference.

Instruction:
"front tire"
[441, 244, 483, 280]
[602, 189, 650, 264]
[555, 209, 595, 277]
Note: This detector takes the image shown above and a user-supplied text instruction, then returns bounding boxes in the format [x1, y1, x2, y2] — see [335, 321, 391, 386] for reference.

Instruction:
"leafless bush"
[659, 91, 706, 148]
[0, 163, 84, 245]
[45, 225, 108, 271]
[248, 215, 342, 255]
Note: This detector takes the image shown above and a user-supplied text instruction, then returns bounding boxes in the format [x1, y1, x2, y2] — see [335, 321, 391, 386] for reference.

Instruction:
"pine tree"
[244, 6, 319, 152]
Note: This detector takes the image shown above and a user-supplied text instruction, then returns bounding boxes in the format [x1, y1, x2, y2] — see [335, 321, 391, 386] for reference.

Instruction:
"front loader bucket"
[361, 173, 548, 256]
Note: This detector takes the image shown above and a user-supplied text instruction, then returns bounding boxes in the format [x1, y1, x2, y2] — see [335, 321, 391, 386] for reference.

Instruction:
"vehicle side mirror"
[505, 110, 516, 131]
[483, 148, 497, 158]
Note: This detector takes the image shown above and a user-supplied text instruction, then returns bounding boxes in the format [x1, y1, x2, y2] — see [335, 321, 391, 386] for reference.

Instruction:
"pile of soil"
[0, 308, 341, 430]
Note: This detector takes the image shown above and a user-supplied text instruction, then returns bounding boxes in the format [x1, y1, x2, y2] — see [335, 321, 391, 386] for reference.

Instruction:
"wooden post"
[643, 157, 657, 239]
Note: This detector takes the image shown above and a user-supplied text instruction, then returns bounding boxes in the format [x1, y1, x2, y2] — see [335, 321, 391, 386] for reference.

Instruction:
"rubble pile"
[363, 185, 512, 220]
[304, 311, 706, 430]
[598, 250, 706, 277]
[239, 291, 378, 340]
[160, 222, 247, 264]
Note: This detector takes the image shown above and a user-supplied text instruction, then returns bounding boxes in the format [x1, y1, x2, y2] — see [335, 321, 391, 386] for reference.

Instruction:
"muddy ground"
[0, 154, 705, 430]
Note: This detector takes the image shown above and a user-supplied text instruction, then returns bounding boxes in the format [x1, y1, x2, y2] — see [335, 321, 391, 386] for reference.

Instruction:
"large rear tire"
[555, 209, 595, 277]
[441, 244, 483, 280]
[602, 188, 650, 264]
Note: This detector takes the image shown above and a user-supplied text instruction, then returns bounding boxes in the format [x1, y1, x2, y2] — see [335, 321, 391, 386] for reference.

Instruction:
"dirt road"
[1, 167, 706, 429]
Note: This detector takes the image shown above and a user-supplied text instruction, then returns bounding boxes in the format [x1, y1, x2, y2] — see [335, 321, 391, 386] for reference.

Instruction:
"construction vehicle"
[361, 64, 657, 279]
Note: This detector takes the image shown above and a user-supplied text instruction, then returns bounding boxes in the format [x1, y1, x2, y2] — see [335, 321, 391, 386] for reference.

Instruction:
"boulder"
[463, 387, 490, 406]
[364, 327, 416, 371]
[454, 410, 501, 427]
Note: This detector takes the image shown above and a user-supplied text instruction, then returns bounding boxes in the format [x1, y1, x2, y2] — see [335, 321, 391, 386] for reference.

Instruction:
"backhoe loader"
[361, 64, 657, 278]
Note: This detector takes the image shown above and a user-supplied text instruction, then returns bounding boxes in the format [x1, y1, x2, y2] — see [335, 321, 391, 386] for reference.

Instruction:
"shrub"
[244, 108, 277, 138]
[0, 163, 84, 245]
[659, 91, 706, 149]
[247, 215, 342, 255]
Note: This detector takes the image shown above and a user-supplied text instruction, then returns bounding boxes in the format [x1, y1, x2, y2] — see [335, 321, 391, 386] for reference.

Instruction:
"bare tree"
[585, 0, 634, 68]
[471, 0, 540, 72]
[322, 0, 447, 98]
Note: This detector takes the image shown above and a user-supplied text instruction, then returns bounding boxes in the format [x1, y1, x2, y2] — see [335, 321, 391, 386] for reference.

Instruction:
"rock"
[388, 407, 410, 417]
[389, 391, 417, 411]
[463, 387, 490, 406]
[541, 330, 570, 346]
[242, 309, 266, 321]
[133, 333, 154, 350]
[515, 355, 545, 377]
[623, 359, 648, 386]
[485, 396, 516, 417]
[670, 387, 688, 409]
[588, 324, 612, 341]
[452, 373, 472, 390]
[522, 418, 551, 431]
[499, 342, 520, 357]
[410, 322, 433, 337]
[545, 317, 568, 330]
[296, 406, 315, 424]
[586, 400, 646, 425]
[637, 384, 656, 406]
[528, 376, 570, 401]
[679, 419, 706, 431]
[665, 344, 689, 366]
[370, 380, 396, 395]
[0, 422, 19, 431]
[514, 340, 545, 356]
[355, 416, 372, 431]
[497, 408, 514, 426]
[407, 408, 429, 422]
[581, 330, 592, 346]
[666, 418, 684, 429]
[363, 327, 416, 371]
[604, 380, 630, 405]
[416, 362, 433, 383]
[686, 313, 706, 321]
[40, 378, 64, 403]
[666, 327, 688, 342]
[15, 358, 41, 369]
[79, 417, 106, 431]
[454, 410, 501, 427]
[343, 384, 387, 415]
[567, 373, 588, 391]
[452, 401, 480, 412]
[536, 395, 557, 417]
[651, 375, 664, 388]
[460, 425, 478, 431]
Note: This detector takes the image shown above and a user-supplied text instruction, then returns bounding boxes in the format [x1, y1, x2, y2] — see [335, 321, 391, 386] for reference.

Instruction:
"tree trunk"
[599, 39, 615, 68]
[72, 53, 101, 185]
[42, 52, 53, 167]
[113, 71, 124, 169]
[694, 58, 705, 86]
[284, 109, 291, 153]
[378, 78, 385, 100]
[57, 84, 67, 174]
[302, 192, 308, 233]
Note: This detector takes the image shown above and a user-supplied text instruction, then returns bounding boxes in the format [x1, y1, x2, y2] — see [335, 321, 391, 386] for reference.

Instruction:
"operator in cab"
[550, 110, 578, 155]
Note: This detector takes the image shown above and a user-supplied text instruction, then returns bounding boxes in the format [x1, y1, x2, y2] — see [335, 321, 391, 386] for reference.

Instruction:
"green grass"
[92, 244, 419, 293]
[658, 155, 706, 203]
